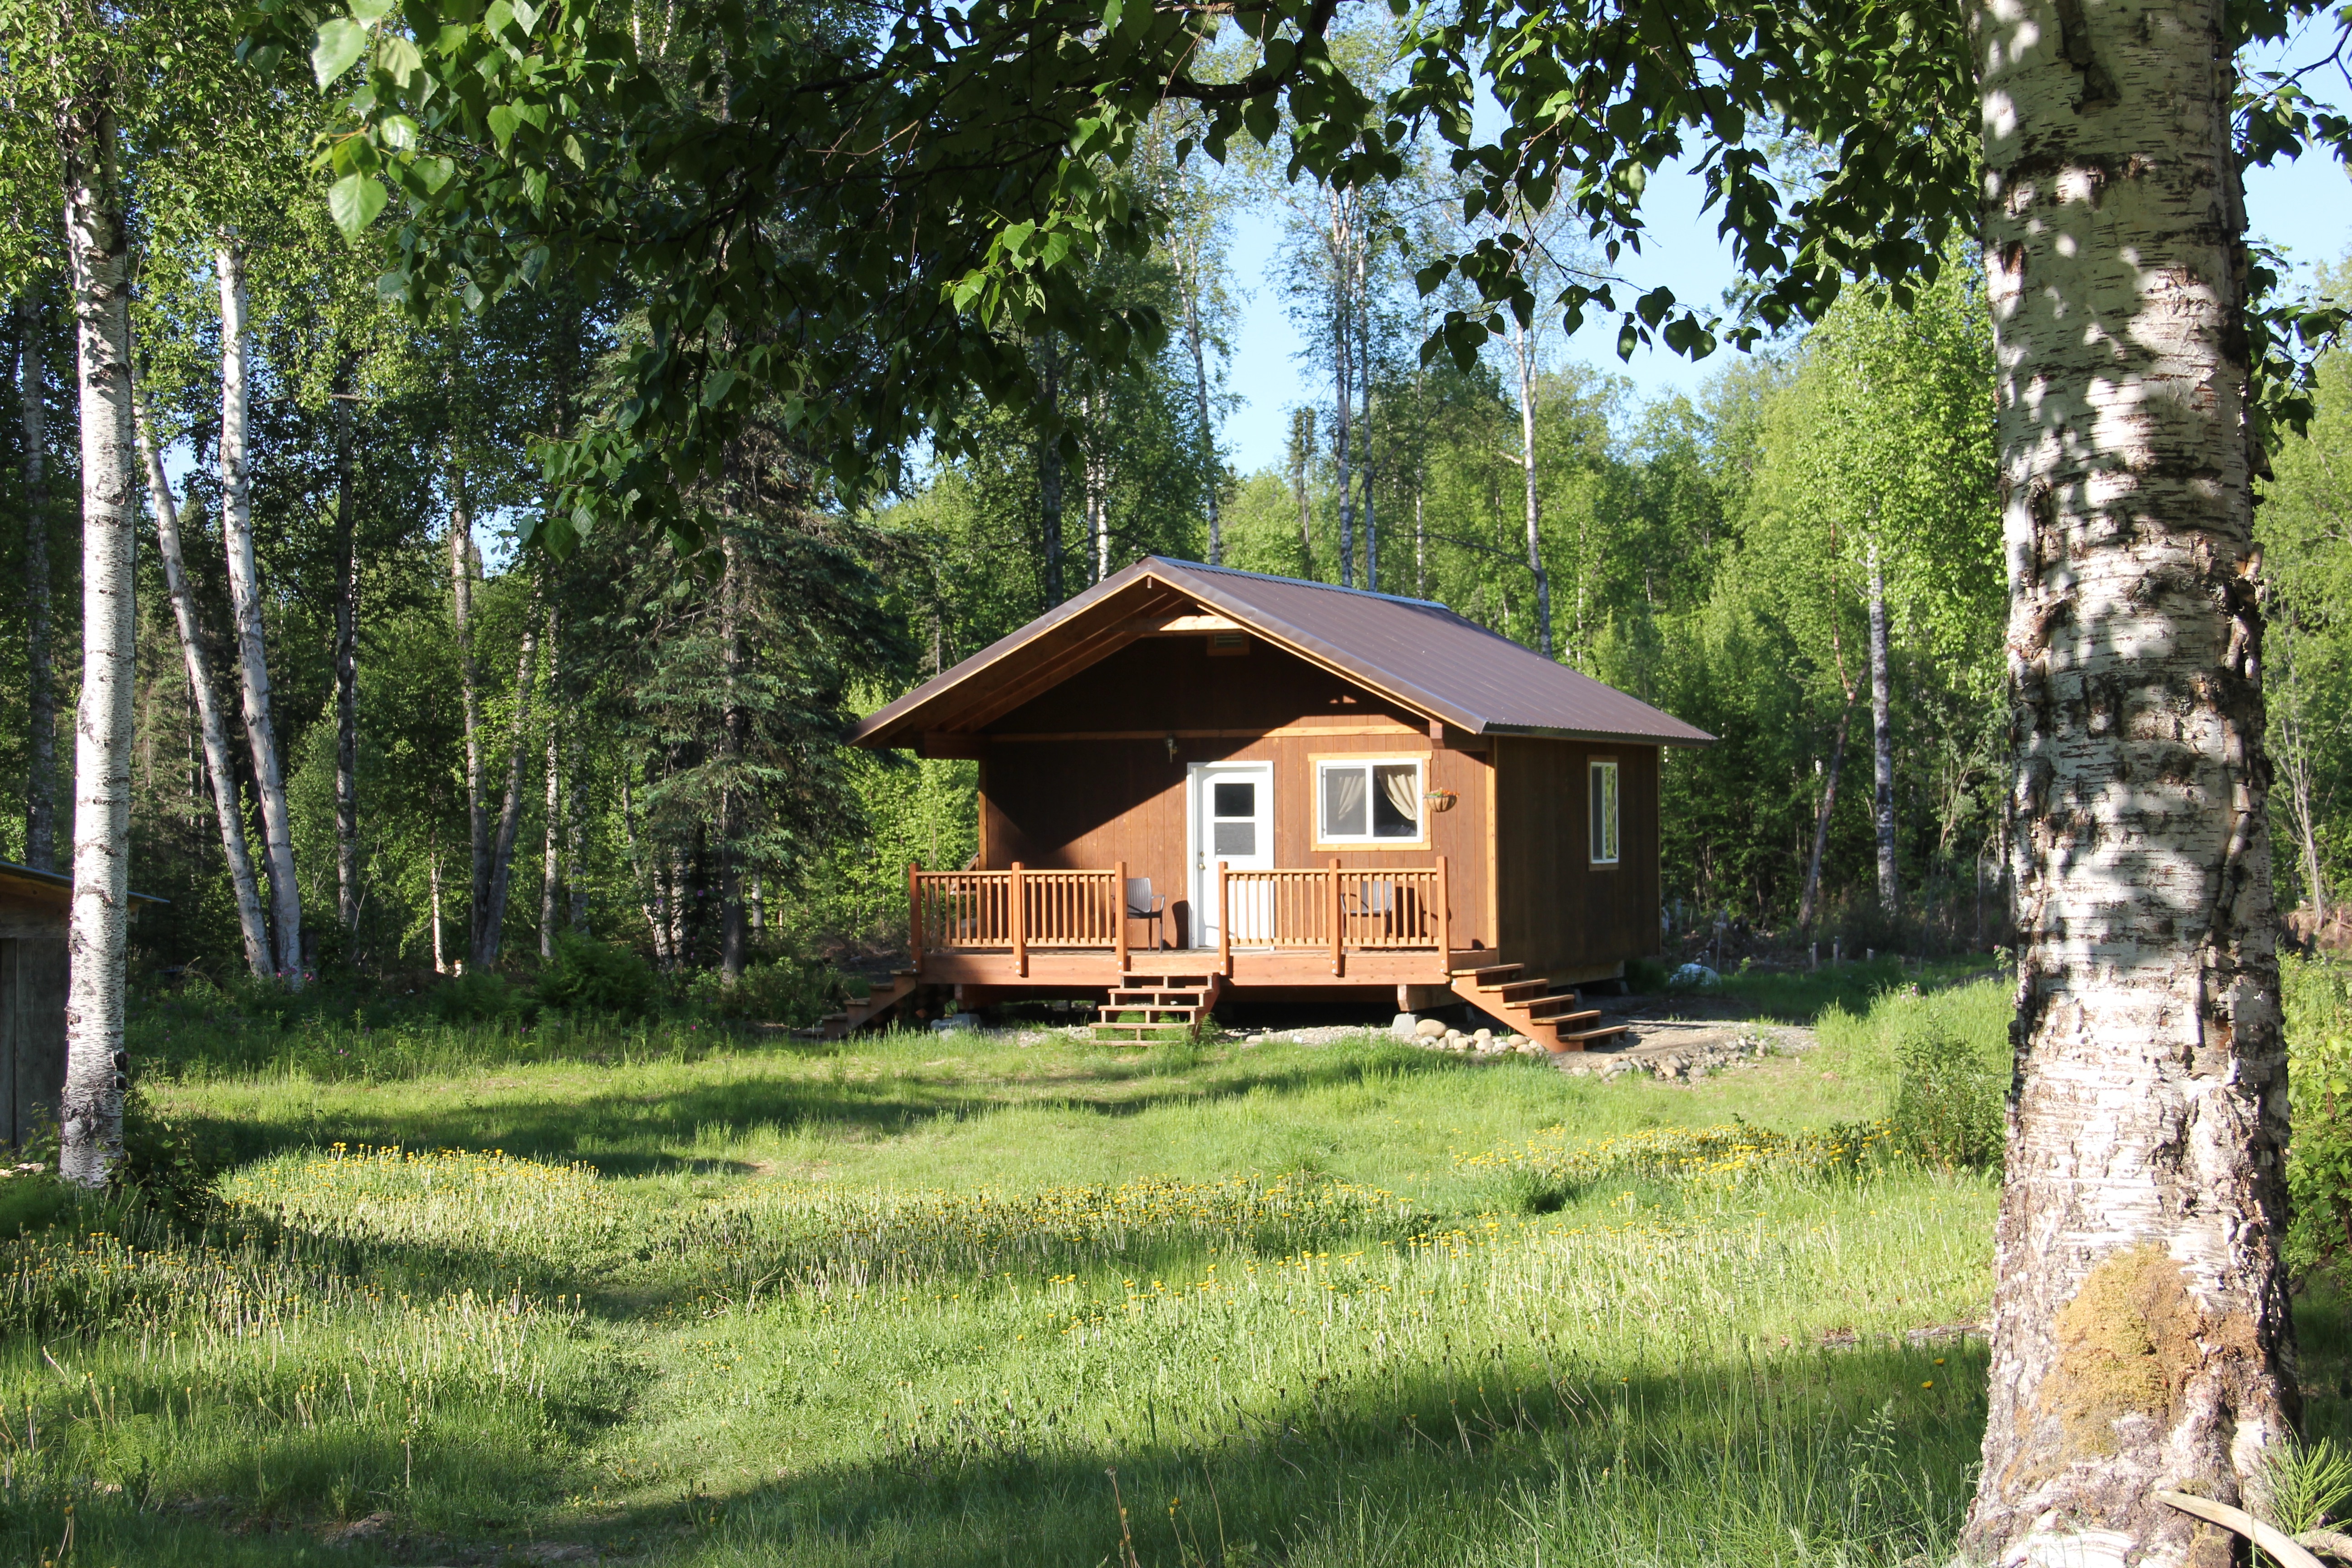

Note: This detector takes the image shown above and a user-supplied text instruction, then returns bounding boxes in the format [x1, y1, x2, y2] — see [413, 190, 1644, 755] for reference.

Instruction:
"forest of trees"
[0, 35, 2040, 984]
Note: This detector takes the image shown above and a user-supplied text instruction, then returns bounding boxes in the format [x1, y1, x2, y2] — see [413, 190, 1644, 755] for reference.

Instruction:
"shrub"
[538, 934, 660, 1019]
[681, 957, 842, 1026]
[427, 970, 539, 1027]
[2289, 1019, 2352, 1278]
[1889, 1010, 2006, 1170]
[1624, 957, 1671, 993]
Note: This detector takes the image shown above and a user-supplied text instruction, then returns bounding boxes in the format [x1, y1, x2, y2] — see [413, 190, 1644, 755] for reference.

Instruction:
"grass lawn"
[3, 961, 2329, 1567]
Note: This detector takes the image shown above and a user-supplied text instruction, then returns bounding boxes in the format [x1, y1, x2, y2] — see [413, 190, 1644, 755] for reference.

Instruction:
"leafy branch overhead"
[241, 0, 2351, 556]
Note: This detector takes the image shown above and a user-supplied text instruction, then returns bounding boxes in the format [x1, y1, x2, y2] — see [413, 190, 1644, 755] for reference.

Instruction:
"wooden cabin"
[0, 861, 165, 1147]
[838, 559, 1713, 1047]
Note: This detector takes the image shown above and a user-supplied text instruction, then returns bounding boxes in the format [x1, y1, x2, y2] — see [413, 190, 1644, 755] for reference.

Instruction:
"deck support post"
[1217, 859, 1231, 978]
[1010, 861, 1027, 978]
[1434, 854, 1450, 981]
[908, 861, 923, 977]
[1328, 857, 1344, 978]
[1114, 860, 1127, 975]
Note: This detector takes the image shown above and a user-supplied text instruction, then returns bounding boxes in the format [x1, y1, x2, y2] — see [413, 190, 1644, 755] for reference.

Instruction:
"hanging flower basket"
[1423, 789, 1459, 813]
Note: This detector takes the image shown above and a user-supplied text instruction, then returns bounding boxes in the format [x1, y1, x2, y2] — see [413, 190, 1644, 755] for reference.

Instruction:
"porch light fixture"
[1165, 733, 1179, 762]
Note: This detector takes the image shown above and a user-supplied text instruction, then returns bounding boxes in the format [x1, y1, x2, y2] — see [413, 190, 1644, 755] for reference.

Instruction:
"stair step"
[1540, 1009, 1603, 1032]
[1524, 994, 1588, 1019]
[1494, 980, 1553, 1004]
[1460, 964, 1524, 988]
[1552, 1024, 1630, 1049]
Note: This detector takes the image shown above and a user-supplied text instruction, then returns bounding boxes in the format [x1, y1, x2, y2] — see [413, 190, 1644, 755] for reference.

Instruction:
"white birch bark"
[136, 400, 271, 978]
[331, 377, 360, 938]
[1962, 0, 2294, 1558]
[1328, 190, 1357, 591]
[540, 604, 561, 960]
[475, 612, 538, 970]
[1512, 321, 1552, 658]
[15, 292, 59, 872]
[216, 240, 301, 984]
[428, 833, 447, 974]
[56, 75, 136, 1188]
[1867, 539, 1898, 913]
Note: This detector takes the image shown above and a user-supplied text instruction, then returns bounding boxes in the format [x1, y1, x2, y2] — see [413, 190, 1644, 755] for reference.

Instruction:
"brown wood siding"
[1491, 738, 1661, 976]
[0, 938, 66, 1148]
[976, 637, 1494, 952]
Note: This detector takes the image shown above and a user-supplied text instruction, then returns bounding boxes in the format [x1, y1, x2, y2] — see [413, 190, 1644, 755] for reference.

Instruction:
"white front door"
[1188, 761, 1273, 947]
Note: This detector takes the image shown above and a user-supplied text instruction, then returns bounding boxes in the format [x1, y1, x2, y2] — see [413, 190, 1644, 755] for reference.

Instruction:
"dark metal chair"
[1125, 877, 1167, 951]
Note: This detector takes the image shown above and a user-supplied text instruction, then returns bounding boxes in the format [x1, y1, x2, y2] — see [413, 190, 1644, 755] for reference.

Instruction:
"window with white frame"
[1316, 757, 1425, 844]
[1590, 758, 1621, 865]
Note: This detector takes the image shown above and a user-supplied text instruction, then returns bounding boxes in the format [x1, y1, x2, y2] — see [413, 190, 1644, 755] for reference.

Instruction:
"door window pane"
[1213, 781, 1254, 819]
[1213, 821, 1256, 857]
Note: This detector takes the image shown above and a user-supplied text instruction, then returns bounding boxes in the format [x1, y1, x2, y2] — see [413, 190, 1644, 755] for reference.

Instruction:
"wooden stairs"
[818, 971, 930, 1039]
[1094, 970, 1224, 1042]
[1448, 964, 1629, 1053]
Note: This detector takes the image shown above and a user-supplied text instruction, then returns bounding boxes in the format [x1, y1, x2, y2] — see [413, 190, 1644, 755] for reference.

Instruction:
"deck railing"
[1218, 858, 1448, 978]
[909, 857, 1453, 980]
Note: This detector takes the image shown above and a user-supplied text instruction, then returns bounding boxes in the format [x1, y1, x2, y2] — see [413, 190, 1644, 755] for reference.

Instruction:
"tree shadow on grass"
[22, 1338, 1986, 1568]
[176, 1042, 1470, 1178]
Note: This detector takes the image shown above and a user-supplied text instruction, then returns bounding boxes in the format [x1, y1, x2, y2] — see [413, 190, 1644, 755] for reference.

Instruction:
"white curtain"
[1378, 765, 1421, 827]
[1324, 766, 1367, 836]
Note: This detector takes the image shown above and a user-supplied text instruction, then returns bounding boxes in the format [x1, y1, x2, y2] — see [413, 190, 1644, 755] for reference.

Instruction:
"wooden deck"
[906, 859, 1455, 987]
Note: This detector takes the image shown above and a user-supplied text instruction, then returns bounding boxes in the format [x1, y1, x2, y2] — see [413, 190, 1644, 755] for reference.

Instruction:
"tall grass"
[0, 974, 2079, 1565]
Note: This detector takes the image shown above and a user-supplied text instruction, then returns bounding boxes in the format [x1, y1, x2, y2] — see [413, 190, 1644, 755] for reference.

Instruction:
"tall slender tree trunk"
[2274, 624, 2328, 925]
[1038, 344, 1064, 606]
[540, 603, 561, 960]
[1288, 407, 1317, 579]
[428, 830, 447, 974]
[475, 610, 538, 970]
[1179, 246, 1222, 566]
[1960, 0, 2294, 1559]
[1512, 323, 1551, 658]
[136, 400, 270, 977]
[1083, 389, 1107, 585]
[1799, 691, 1857, 933]
[1330, 208, 1356, 591]
[332, 371, 361, 941]
[1357, 252, 1377, 594]
[15, 293, 58, 872]
[718, 534, 746, 984]
[1866, 540, 1896, 914]
[450, 476, 488, 965]
[565, 730, 588, 934]
[56, 65, 136, 1188]
[216, 240, 301, 984]
[622, 770, 669, 966]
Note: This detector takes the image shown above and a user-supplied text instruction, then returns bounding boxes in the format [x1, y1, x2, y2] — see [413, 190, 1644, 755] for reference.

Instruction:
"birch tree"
[54, 31, 137, 1188]
[216, 241, 302, 983]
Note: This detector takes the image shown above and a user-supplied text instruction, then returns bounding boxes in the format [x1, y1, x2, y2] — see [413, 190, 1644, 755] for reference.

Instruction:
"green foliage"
[1887, 1010, 2006, 1171]
[427, 970, 539, 1028]
[2289, 957, 2352, 1279]
[535, 934, 658, 1020]
[2265, 1436, 2352, 1535]
[678, 958, 842, 1027]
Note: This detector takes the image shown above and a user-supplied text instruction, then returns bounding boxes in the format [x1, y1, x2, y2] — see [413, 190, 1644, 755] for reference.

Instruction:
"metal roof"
[0, 860, 170, 905]
[850, 557, 1715, 749]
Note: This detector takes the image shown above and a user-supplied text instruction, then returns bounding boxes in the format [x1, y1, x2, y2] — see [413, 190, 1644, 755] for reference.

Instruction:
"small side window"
[1590, 759, 1620, 866]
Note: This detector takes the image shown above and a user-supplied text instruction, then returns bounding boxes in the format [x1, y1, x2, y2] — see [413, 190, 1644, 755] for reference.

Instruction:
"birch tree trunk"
[216, 240, 301, 984]
[1177, 243, 1222, 566]
[1960, 0, 2295, 1558]
[56, 69, 136, 1188]
[1866, 539, 1897, 914]
[1799, 692, 1857, 932]
[331, 373, 361, 940]
[622, 770, 670, 966]
[428, 832, 447, 974]
[540, 604, 561, 960]
[718, 535, 745, 984]
[136, 402, 271, 977]
[474, 612, 538, 970]
[1513, 322, 1552, 659]
[1289, 407, 1317, 579]
[450, 478, 488, 965]
[14, 293, 59, 872]
[2272, 623, 2328, 925]
[1329, 197, 1356, 591]
[1357, 252, 1377, 593]
[565, 730, 588, 934]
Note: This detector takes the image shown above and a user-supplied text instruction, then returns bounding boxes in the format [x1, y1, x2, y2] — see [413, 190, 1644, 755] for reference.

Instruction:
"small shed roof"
[851, 558, 1715, 749]
[0, 861, 170, 913]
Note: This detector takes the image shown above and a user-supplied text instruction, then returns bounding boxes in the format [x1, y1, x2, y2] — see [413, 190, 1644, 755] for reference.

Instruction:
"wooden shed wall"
[976, 637, 1496, 953]
[1491, 738, 1661, 978]
[0, 887, 69, 1147]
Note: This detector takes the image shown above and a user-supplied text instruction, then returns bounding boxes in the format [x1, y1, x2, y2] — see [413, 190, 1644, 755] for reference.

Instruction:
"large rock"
[1414, 1017, 1449, 1040]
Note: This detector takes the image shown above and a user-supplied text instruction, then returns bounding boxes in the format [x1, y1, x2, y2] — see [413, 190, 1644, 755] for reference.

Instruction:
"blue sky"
[1214, 49, 2352, 477]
